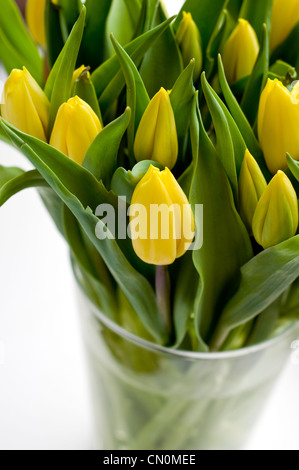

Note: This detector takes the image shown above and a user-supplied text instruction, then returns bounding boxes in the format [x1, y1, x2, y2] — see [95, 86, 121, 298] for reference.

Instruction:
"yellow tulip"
[239, 150, 267, 232]
[258, 79, 299, 174]
[134, 88, 178, 170]
[222, 19, 259, 84]
[50, 96, 102, 164]
[252, 171, 298, 249]
[1, 67, 49, 142]
[26, 0, 46, 47]
[176, 11, 203, 82]
[270, 0, 299, 51]
[129, 165, 195, 265]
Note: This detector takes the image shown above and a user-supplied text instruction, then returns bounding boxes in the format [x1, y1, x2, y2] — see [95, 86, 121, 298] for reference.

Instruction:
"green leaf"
[111, 34, 150, 159]
[142, 0, 162, 33]
[178, 163, 193, 196]
[140, 4, 183, 97]
[287, 154, 299, 183]
[174, 0, 228, 53]
[211, 236, 299, 350]
[0, 124, 13, 144]
[111, 160, 163, 202]
[205, 9, 229, 78]
[170, 60, 196, 166]
[0, 168, 47, 206]
[55, 0, 82, 35]
[132, 0, 149, 38]
[280, 278, 299, 320]
[217, 55, 270, 175]
[246, 299, 281, 346]
[0, 0, 43, 84]
[0, 119, 168, 344]
[83, 107, 131, 187]
[78, 0, 113, 70]
[189, 94, 253, 342]
[241, 23, 269, 126]
[117, 286, 157, 343]
[201, 73, 247, 198]
[0, 118, 116, 213]
[63, 205, 117, 318]
[230, 75, 249, 96]
[104, 0, 140, 59]
[0, 166, 62, 239]
[0, 165, 23, 188]
[173, 252, 200, 348]
[73, 68, 103, 123]
[227, 0, 243, 20]
[91, 16, 174, 116]
[45, 0, 65, 69]
[38, 187, 65, 236]
[220, 321, 253, 351]
[240, 0, 273, 40]
[123, 0, 143, 27]
[269, 60, 297, 84]
[1, 118, 151, 277]
[0, 30, 38, 86]
[271, 23, 299, 70]
[45, 6, 86, 131]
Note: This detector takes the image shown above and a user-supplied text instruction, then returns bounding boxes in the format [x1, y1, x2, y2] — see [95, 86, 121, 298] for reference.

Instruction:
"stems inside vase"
[155, 265, 171, 334]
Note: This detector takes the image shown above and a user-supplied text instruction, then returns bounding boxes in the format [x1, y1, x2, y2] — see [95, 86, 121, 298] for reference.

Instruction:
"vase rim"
[77, 278, 298, 361]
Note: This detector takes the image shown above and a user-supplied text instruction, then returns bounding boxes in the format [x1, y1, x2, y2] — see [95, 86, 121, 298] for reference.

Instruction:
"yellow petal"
[66, 98, 102, 164]
[49, 102, 72, 156]
[50, 96, 102, 164]
[72, 65, 88, 91]
[130, 166, 177, 265]
[270, 0, 299, 51]
[1, 68, 49, 141]
[239, 150, 267, 231]
[23, 67, 49, 134]
[134, 88, 178, 169]
[26, 0, 46, 47]
[129, 165, 194, 265]
[258, 79, 299, 173]
[222, 19, 259, 84]
[252, 171, 298, 249]
[159, 168, 195, 257]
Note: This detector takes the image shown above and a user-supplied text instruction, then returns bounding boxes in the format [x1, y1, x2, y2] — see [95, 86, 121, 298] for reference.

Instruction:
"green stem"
[155, 265, 171, 333]
[209, 322, 230, 351]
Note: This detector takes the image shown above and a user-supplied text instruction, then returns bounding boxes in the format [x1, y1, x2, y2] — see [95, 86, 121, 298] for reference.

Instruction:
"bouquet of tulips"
[1, 0, 299, 354]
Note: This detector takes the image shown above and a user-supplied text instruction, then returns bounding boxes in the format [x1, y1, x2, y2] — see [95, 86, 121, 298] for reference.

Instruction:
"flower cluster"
[0, 0, 299, 351]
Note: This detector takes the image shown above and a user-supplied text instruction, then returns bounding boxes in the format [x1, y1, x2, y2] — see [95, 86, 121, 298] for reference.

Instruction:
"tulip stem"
[155, 265, 171, 333]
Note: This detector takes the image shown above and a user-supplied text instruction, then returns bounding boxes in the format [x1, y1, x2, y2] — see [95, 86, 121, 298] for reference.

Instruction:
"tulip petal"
[130, 166, 177, 265]
[258, 79, 299, 173]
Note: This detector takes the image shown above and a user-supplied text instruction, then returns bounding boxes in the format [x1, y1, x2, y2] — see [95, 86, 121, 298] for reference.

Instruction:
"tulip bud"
[26, 0, 46, 47]
[129, 165, 195, 265]
[1, 67, 50, 142]
[134, 88, 178, 170]
[239, 150, 267, 231]
[176, 11, 203, 82]
[50, 96, 102, 164]
[270, 0, 299, 51]
[72, 65, 88, 92]
[258, 79, 299, 174]
[252, 171, 298, 249]
[222, 19, 259, 84]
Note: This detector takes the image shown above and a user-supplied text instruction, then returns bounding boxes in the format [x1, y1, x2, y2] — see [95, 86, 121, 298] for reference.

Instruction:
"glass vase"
[76, 281, 298, 451]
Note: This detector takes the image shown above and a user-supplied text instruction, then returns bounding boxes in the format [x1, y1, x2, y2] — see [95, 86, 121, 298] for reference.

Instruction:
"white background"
[0, 0, 298, 450]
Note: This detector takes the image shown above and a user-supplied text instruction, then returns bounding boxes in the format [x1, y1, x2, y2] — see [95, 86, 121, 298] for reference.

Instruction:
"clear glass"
[76, 282, 298, 451]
